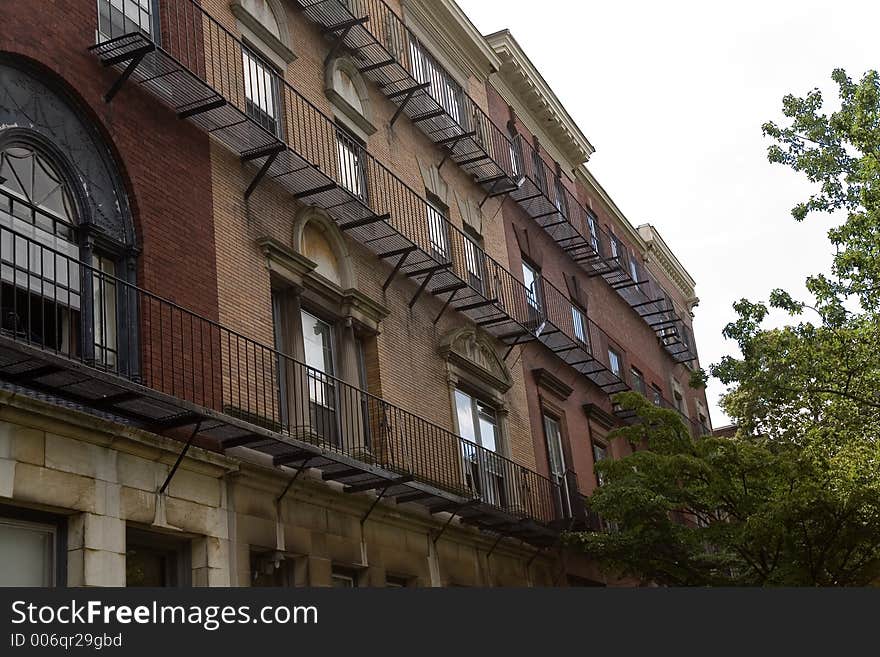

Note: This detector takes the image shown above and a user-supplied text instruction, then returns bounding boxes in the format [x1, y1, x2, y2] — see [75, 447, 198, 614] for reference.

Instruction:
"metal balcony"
[89, 0, 629, 393]
[293, 0, 521, 198]
[0, 225, 589, 545]
[510, 134, 699, 364]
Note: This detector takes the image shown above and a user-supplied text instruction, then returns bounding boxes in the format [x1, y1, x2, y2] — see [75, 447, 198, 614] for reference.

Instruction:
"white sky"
[458, 0, 880, 425]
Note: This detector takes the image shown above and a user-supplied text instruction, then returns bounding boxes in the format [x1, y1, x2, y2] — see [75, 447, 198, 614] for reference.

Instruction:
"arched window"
[0, 142, 120, 369]
[0, 146, 77, 240]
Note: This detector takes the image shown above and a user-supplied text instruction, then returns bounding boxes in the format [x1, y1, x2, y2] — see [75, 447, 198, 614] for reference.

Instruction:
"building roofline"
[484, 29, 595, 167]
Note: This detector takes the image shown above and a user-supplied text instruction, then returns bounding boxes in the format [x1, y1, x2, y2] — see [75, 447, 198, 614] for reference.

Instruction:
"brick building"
[0, 0, 710, 587]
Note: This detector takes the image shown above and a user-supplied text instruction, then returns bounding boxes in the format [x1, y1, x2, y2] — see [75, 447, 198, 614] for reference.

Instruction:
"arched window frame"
[0, 131, 135, 374]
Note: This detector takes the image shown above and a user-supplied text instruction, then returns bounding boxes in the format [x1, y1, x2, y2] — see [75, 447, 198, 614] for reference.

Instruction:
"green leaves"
[568, 69, 880, 587]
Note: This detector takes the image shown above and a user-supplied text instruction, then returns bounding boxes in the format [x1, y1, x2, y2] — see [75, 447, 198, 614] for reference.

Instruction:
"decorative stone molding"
[257, 236, 388, 333]
[440, 327, 512, 395]
[325, 56, 376, 140]
[583, 404, 618, 431]
[485, 30, 595, 169]
[532, 368, 573, 401]
[231, 0, 296, 69]
[637, 223, 697, 301]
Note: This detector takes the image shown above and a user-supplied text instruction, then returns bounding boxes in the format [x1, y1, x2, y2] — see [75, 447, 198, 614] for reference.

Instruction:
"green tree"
[569, 70, 880, 586]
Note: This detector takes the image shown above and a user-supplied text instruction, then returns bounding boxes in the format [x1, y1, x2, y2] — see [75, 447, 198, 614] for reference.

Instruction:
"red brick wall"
[0, 0, 218, 321]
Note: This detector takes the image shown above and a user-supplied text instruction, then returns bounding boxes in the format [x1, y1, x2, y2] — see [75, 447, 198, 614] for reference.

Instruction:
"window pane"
[571, 306, 588, 346]
[93, 255, 118, 368]
[477, 402, 498, 453]
[454, 389, 477, 444]
[0, 519, 54, 586]
[426, 199, 449, 260]
[543, 415, 566, 477]
[608, 349, 621, 376]
[336, 131, 365, 200]
[243, 48, 279, 136]
[522, 261, 541, 310]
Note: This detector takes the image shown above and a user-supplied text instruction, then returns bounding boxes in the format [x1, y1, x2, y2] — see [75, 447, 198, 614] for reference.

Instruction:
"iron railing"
[0, 222, 572, 525]
[89, 0, 629, 396]
[294, 0, 520, 196]
[510, 133, 699, 363]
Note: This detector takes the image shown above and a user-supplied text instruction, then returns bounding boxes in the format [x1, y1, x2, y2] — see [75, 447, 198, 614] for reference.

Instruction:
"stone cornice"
[637, 224, 697, 303]
[402, 0, 501, 82]
[485, 30, 595, 168]
[532, 368, 573, 401]
[582, 403, 618, 431]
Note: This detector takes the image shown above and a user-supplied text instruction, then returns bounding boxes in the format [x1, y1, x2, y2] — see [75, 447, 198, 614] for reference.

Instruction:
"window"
[543, 414, 570, 517]
[571, 305, 589, 348]
[522, 259, 542, 313]
[408, 37, 463, 125]
[455, 389, 505, 507]
[553, 176, 567, 216]
[331, 567, 359, 588]
[426, 195, 450, 262]
[463, 225, 485, 294]
[0, 516, 58, 586]
[386, 575, 411, 588]
[335, 127, 367, 201]
[586, 210, 600, 253]
[508, 129, 521, 177]
[592, 442, 608, 487]
[674, 390, 685, 414]
[607, 347, 622, 377]
[97, 0, 156, 40]
[126, 529, 190, 587]
[651, 384, 663, 406]
[628, 252, 640, 283]
[92, 254, 117, 368]
[0, 143, 121, 367]
[243, 45, 281, 136]
[631, 367, 646, 396]
[302, 309, 338, 446]
[609, 235, 621, 261]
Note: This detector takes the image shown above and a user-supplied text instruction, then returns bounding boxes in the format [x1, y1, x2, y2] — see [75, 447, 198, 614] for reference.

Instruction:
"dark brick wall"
[0, 0, 218, 321]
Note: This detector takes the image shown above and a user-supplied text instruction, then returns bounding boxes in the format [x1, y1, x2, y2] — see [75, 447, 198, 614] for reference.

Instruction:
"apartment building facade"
[0, 0, 709, 588]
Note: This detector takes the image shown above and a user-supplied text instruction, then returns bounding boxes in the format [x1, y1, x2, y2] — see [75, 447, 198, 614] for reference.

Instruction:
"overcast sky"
[458, 0, 879, 425]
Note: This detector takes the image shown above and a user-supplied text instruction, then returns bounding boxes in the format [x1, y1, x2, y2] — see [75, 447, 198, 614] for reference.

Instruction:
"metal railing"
[511, 133, 699, 363]
[90, 0, 629, 397]
[295, 0, 520, 192]
[0, 222, 569, 525]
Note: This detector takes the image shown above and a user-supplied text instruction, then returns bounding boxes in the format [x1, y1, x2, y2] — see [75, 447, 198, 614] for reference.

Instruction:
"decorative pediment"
[440, 328, 511, 393]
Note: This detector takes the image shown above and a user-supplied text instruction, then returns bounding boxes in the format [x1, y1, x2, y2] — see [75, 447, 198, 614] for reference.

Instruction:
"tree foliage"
[569, 70, 880, 586]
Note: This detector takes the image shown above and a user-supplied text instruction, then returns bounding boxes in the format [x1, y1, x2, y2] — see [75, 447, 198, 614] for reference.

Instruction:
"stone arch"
[292, 206, 355, 290]
[0, 56, 136, 253]
[232, 0, 295, 67]
[325, 56, 376, 138]
[440, 327, 513, 395]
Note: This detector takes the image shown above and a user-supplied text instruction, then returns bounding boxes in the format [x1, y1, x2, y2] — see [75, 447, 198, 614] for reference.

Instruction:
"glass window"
[455, 389, 504, 506]
[243, 46, 281, 136]
[0, 517, 56, 586]
[336, 128, 367, 201]
[628, 253, 640, 283]
[631, 367, 646, 396]
[553, 177, 567, 216]
[0, 145, 77, 240]
[93, 254, 118, 369]
[426, 196, 450, 262]
[586, 210, 600, 253]
[126, 529, 189, 587]
[522, 259, 542, 312]
[608, 347, 622, 377]
[408, 37, 462, 124]
[97, 0, 155, 40]
[331, 568, 358, 588]
[301, 310, 337, 445]
[508, 129, 521, 177]
[463, 225, 484, 294]
[610, 235, 620, 261]
[571, 305, 589, 347]
[592, 442, 608, 487]
[651, 384, 663, 406]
